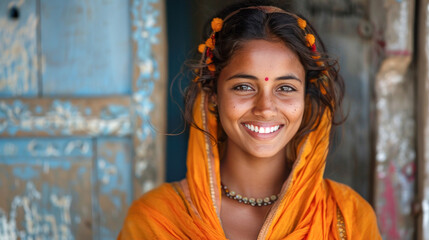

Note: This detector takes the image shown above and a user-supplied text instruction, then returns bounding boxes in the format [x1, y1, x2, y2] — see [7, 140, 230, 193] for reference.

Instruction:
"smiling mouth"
[243, 123, 282, 134]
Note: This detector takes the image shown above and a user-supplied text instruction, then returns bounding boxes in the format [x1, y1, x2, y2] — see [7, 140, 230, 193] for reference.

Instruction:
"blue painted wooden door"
[0, 0, 166, 239]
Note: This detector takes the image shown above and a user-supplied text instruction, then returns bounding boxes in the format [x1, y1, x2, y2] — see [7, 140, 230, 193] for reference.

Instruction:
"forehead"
[219, 39, 305, 78]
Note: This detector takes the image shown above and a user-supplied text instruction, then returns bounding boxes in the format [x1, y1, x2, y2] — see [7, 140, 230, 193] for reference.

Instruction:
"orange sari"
[118, 91, 381, 239]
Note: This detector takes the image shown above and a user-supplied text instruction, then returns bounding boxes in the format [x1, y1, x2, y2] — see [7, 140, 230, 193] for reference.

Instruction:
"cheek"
[285, 99, 305, 124]
[218, 100, 242, 122]
[217, 95, 252, 135]
[218, 92, 246, 117]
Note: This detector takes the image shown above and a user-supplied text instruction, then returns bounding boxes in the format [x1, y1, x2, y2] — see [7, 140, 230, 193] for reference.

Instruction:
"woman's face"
[216, 40, 305, 159]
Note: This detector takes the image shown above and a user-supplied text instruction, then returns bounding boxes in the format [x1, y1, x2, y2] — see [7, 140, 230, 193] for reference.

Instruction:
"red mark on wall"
[379, 162, 401, 240]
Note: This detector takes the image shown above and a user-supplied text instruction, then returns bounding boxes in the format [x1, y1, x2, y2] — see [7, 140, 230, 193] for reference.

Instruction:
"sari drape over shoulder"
[118, 92, 381, 239]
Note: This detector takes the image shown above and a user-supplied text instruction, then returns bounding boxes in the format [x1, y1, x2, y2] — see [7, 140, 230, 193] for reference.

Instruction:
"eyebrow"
[226, 73, 302, 83]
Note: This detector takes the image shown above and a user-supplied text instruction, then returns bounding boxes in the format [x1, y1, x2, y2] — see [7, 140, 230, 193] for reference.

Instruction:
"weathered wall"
[0, 0, 167, 239]
[371, 0, 416, 239]
[294, 0, 417, 239]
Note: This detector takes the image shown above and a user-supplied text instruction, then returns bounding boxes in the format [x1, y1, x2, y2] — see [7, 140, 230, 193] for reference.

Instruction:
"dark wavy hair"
[183, 1, 345, 163]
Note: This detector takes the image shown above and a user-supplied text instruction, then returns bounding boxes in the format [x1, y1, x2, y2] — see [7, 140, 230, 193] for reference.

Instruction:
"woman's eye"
[277, 85, 295, 92]
[232, 85, 254, 91]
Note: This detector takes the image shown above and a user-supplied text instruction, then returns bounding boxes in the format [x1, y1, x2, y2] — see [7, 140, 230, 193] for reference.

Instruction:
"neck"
[220, 140, 290, 198]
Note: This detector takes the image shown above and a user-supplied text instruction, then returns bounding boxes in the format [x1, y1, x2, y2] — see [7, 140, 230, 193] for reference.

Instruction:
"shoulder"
[125, 182, 186, 219]
[325, 179, 374, 215]
[117, 183, 183, 239]
[132, 183, 179, 210]
[325, 179, 371, 210]
[325, 179, 382, 239]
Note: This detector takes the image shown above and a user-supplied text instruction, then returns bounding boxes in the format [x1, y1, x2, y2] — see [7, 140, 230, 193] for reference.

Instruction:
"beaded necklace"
[221, 183, 278, 207]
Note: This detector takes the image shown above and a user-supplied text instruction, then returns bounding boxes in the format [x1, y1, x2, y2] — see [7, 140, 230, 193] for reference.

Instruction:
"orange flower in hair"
[208, 64, 216, 72]
[205, 37, 215, 50]
[306, 34, 315, 47]
[198, 44, 206, 53]
[211, 18, 223, 32]
[206, 58, 213, 64]
[297, 18, 307, 29]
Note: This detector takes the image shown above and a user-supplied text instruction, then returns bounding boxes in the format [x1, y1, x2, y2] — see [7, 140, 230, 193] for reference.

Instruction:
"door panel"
[0, 0, 167, 239]
[40, 0, 131, 96]
[0, 138, 93, 239]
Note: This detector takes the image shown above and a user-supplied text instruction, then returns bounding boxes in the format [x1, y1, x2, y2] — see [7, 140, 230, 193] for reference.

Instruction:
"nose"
[252, 90, 277, 119]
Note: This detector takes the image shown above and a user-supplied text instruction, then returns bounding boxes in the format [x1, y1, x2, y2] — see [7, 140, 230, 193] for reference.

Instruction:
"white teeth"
[244, 124, 281, 134]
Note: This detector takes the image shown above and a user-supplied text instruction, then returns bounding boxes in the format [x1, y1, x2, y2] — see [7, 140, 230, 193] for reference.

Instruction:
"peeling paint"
[98, 158, 118, 185]
[378, 162, 401, 239]
[0, 182, 73, 239]
[375, 65, 415, 239]
[97, 139, 132, 199]
[423, 199, 429, 235]
[385, 0, 411, 53]
[50, 194, 72, 224]
[135, 159, 148, 178]
[374, 0, 415, 238]
[0, 138, 93, 158]
[131, 0, 162, 193]
[0, 100, 131, 136]
[95, 138, 132, 238]
[1, 0, 165, 239]
[0, 0, 39, 97]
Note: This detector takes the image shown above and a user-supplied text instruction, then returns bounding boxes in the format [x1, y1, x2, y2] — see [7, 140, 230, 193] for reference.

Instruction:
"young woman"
[118, 2, 381, 239]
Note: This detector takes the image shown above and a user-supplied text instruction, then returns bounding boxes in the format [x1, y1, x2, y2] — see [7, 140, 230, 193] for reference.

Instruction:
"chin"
[245, 145, 286, 159]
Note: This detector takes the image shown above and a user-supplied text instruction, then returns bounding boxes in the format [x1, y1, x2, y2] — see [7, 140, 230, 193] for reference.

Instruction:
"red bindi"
[265, 77, 269, 81]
